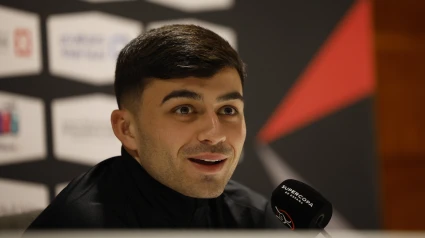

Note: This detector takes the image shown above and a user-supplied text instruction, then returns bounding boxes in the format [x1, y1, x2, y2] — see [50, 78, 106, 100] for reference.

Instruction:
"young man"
[26, 24, 283, 229]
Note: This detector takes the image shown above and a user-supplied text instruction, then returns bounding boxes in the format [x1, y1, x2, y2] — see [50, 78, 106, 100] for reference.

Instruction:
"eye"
[218, 106, 238, 115]
[174, 105, 194, 115]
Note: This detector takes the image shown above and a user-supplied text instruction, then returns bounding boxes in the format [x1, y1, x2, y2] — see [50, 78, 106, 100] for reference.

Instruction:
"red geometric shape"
[1, 111, 12, 134]
[258, 0, 375, 144]
[14, 28, 32, 57]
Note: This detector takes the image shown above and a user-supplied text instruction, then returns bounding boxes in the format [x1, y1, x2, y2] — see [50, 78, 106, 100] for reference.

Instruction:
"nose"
[197, 111, 226, 145]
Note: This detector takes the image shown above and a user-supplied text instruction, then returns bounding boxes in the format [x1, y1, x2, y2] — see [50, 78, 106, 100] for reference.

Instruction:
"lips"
[188, 154, 228, 173]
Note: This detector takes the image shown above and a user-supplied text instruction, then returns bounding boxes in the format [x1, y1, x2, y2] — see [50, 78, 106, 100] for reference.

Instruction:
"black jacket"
[26, 148, 284, 229]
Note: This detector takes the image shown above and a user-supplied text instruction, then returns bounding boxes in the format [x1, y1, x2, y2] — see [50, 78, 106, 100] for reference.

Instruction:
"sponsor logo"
[14, 28, 32, 57]
[52, 94, 120, 164]
[0, 6, 41, 77]
[275, 206, 294, 230]
[61, 119, 113, 138]
[47, 12, 141, 84]
[282, 184, 314, 207]
[59, 33, 130, 61]
[60, 33, 104, 60]
[0, 102, 19, 152]
[107, 34, 130, 60]
[0, 102, 19, 136]
[0, 93, 45, 161]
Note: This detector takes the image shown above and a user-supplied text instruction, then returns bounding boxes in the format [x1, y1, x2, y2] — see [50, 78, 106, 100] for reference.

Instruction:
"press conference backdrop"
[0, 0, 379, 229]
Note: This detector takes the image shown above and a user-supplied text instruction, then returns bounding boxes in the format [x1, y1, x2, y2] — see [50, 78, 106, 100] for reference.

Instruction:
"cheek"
[225, 121, 246, 148]
[139, 113, 170, 151]
[156, 119, 194, 154]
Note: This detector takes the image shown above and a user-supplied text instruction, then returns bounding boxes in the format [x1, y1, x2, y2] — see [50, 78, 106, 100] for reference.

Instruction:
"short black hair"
[114, 24, 246, 111]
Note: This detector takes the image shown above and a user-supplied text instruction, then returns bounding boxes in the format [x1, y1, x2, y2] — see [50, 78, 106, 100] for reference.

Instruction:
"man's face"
[133, 67, 246, 198]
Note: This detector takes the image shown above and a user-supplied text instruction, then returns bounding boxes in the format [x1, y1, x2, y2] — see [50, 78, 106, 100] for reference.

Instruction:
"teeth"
[189, 158, 225, 163]
[200, 159, 220, 162]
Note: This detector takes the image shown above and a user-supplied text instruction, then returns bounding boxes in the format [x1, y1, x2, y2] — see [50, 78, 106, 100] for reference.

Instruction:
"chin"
[195, 183, 227, 198]
[177, 174, 230, 198]
[182, 183, 226, 199]
[191, 190, 224, 199]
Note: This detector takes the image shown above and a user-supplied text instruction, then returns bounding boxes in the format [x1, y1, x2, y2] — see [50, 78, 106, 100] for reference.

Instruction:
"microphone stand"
[320, 229, 332, 238]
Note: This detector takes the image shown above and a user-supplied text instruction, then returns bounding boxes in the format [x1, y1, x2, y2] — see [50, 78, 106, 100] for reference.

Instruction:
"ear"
[111, 109, 138, 151]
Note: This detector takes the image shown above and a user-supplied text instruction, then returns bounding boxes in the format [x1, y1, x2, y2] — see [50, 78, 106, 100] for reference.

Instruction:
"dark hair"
[114, 24, 246, 111]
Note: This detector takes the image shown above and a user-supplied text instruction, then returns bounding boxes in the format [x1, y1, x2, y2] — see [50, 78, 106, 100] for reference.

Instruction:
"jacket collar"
[120, 147, 211, 226]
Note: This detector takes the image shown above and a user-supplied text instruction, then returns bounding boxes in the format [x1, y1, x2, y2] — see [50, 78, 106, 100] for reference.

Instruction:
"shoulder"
[223, 180, 269, 213]
[27, 156, 123, 229]
[222, 180, 269, 228]
[222, 180, 286, 229]
[57, 156, 121, 204]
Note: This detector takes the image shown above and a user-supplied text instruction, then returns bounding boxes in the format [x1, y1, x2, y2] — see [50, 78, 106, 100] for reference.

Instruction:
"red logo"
[275, 206, 295, 230]
[0, 104, 19, 135]
[14, 28, 32, 57]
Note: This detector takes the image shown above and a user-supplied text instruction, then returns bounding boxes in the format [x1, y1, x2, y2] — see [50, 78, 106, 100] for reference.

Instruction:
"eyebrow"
[217, 91, 244, 103]
[161, 89, 244, 105]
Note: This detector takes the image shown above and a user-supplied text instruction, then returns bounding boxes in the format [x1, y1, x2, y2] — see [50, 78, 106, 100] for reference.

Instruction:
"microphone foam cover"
[271, 179, 332, 230]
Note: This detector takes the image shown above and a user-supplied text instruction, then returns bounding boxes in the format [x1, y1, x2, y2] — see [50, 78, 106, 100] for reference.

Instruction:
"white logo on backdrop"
[0, 91, 46, 165]
[147, 18, 237, 50]
[0, 5, 41, 78]
[52, 94, 121, 165]
[47, 11, 142, 85]
[146, 0, 234, 13]
[0, 178, 48, 216]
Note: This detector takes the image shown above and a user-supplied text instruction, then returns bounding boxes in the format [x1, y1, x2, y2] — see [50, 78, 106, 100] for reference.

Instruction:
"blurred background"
[0, 0, 424, 232]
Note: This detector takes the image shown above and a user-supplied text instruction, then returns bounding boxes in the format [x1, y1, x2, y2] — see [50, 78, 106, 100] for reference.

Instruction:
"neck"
[120, 146, 212, 226]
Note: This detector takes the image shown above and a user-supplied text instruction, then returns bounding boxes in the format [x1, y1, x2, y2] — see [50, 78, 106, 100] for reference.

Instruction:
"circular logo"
[274, 206, 295, 230]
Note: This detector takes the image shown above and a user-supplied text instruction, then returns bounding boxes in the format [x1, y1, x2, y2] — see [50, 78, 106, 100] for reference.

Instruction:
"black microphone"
[271, 179, 333, 236]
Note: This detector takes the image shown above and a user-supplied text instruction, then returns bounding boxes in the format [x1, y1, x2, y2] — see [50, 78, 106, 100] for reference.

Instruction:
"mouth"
[188, 154, 228, 174]
[188, 158, 226, 165]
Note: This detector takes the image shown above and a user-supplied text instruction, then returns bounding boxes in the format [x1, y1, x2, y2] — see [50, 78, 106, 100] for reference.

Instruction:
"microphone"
[271, 179, 333, 237]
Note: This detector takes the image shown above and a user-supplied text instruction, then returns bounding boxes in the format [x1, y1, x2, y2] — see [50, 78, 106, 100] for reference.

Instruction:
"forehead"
[142, 68, 243, 102]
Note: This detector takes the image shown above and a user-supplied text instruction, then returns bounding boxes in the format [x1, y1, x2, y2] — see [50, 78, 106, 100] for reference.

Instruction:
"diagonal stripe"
[258, 0, 374, 143]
